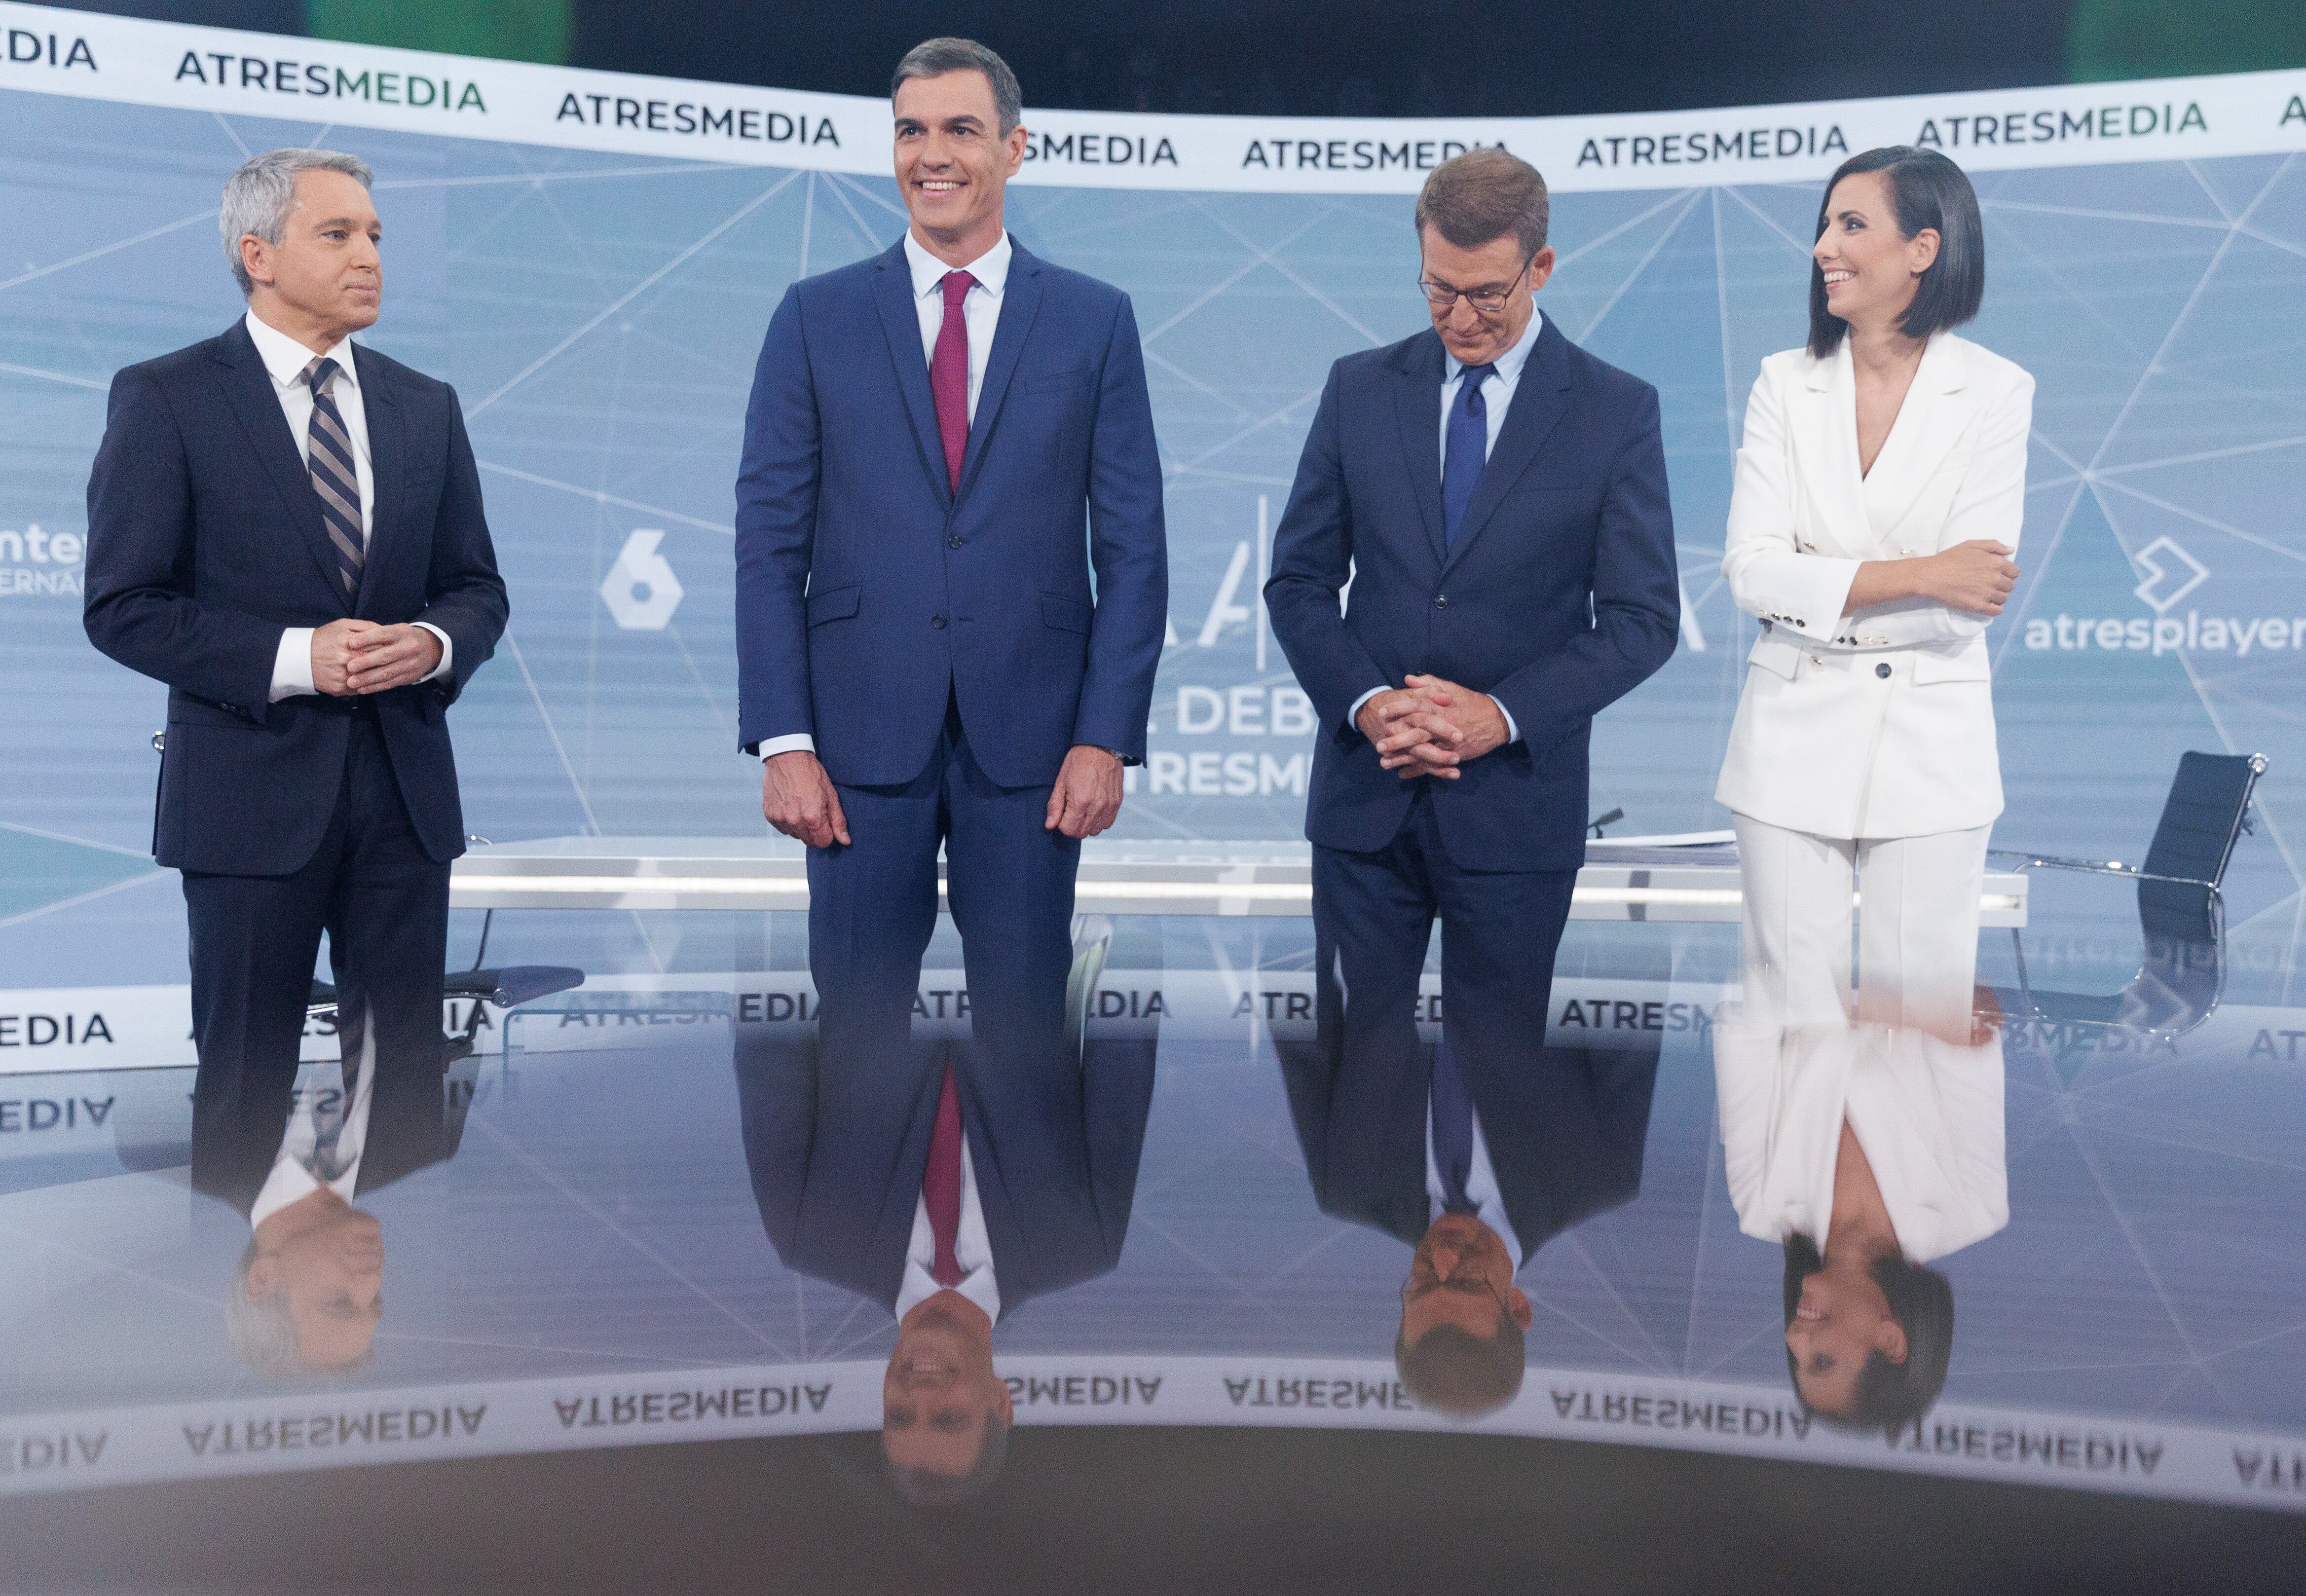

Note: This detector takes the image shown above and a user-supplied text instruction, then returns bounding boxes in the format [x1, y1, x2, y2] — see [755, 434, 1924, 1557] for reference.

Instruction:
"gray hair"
[220, 147, 373, 296]
[890, 37, 1022, 138]
[226, 1236, 374, 1382]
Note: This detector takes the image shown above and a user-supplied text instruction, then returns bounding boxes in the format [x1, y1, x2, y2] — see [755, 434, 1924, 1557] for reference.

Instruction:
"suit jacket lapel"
[1789, 341, 1875, 559]
[351, 344, 402, 618]
[870, 240, 953, 509]
[1441, 315, 1573, 578]
[1862, 334, 1975, 547]
[956, 238, 1045, 503]
[210, 322, 352, 613]
[1390, 332, 1449, 568]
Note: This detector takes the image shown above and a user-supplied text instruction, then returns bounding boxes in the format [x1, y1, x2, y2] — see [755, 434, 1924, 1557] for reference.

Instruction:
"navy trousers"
[807, 696, 1080, 1092]
[1312, 785, 1577, 1085]
[182, 706, 449, 1200]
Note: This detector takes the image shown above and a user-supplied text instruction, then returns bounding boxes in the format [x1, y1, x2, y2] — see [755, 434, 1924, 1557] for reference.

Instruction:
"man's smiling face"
[892, 69, 1026, 253]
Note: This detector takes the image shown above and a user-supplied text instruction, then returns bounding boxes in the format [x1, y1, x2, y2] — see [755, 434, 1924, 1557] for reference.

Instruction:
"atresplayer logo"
[598, 530, 683, 630]
[2022, 534, 2306, 659]
[0, 522, 85, 597]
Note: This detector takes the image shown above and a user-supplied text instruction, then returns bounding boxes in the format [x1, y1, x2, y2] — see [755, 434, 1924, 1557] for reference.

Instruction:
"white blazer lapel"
[1862, 334, 1980, 549]
[1785, 341, 1873, 559]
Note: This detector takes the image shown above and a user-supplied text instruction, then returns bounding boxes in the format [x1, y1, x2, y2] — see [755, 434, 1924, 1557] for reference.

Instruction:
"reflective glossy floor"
[2, 901, 2304, 1593]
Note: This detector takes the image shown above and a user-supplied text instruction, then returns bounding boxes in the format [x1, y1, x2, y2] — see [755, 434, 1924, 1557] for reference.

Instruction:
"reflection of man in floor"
[734, 1004, 1155, 1504]
[1280, 1031, 1661, 1419]
[203, 999, 473, 1381]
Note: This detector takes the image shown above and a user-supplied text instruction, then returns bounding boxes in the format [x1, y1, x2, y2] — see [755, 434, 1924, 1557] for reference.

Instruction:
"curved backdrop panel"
[2, 4, 2304, 992]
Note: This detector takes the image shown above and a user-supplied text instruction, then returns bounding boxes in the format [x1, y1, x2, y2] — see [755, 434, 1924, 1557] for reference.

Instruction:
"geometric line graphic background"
[1, 90, 2303, 1000]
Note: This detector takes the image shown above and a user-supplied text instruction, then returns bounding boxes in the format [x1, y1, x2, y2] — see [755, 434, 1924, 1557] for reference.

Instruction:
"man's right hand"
[1357, 684, 1462, 781]
[763, 750, 851, 850]
[310, 618, 381, 696]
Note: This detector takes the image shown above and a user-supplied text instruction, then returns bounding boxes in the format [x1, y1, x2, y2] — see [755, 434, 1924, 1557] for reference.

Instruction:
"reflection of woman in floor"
[1714, 1018, 2007, 1433]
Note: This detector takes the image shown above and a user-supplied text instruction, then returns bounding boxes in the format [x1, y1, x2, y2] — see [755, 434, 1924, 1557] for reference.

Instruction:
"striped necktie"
[301, 356, 364, 600]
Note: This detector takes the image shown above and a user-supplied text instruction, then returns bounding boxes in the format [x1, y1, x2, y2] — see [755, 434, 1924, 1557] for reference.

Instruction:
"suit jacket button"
[948, 535, 965, 549]
[1434, 594, 1449, 608]
[931, 615, 947, 630]
[1875, 662, 1891, 678]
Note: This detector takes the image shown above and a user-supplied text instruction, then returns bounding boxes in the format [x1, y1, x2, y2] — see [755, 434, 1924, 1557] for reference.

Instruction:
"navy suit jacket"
[733, 236, 1167, 787]
[734, 1033, 1156, 1319]
[1278, 1037, 1660, 1257]
[1265, 318, 1678, 871]
[83, 319, 507, 874]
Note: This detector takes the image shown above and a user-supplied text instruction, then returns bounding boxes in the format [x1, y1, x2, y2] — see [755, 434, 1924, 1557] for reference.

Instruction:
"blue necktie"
[1442, 362, 1496, 550]
[1430, 1036, 1478, 1215]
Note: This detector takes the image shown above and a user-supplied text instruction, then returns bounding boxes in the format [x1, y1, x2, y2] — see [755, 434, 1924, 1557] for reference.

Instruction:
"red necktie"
[930, 270, 975, 491]
[923, 1060, 965, 1288]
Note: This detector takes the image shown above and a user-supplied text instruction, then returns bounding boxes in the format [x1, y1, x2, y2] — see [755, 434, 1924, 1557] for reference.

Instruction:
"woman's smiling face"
[1814, 168, 1938, 334]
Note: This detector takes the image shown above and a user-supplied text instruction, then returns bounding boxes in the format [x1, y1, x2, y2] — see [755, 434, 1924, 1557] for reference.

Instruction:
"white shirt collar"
[1445, 306, 1543, 385]
[243, 308, 360, 392]
[903, 229, 1013, 302]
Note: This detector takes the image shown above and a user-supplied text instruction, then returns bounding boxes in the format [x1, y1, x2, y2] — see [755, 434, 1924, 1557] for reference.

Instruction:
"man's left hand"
[343, 625, 444, 695]
[1046, 745, 1124, 839]
[1380, 674, 1511, 779]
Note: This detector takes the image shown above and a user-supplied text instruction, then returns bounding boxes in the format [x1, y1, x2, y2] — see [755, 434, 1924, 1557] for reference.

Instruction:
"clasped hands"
[311, 617, 442, 696]
[763, 744, 1124, 851]
[1357, 674, 1510, 780]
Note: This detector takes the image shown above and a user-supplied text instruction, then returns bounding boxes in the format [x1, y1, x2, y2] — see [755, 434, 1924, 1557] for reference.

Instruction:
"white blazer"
[1712, 1013, 2008, 1265]
[1714, 333, 2034, 839]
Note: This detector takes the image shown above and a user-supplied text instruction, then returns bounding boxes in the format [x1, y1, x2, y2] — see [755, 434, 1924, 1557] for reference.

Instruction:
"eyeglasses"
[1416, 254, 1535, 315]
[1400, 1253, 1508, 1311]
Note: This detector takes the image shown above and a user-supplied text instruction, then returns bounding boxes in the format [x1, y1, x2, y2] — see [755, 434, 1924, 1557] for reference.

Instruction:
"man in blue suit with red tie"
[733, 38, 1166, 1496]
[1265, 149, 1678, 1408]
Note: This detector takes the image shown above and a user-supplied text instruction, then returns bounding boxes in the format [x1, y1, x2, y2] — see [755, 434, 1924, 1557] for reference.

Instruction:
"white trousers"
[1731, 815, 1990, 1037]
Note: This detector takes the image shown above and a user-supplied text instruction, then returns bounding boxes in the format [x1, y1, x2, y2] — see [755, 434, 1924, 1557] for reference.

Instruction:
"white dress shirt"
[248, 1017, 376, 1230]
[1346, 310, 1545, 745]
[244, 310, 453, 704]
[758, 231, 1015, 764]
[893, 1133, 1003, 1324]
[1425, 1095, 1523, 1271]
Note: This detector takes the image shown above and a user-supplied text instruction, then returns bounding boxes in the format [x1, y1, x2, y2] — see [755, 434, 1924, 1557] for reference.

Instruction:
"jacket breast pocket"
[1021, 369, 1093, 396]
[806, 583, 860, 628]
[1041, 593, 1091, 634]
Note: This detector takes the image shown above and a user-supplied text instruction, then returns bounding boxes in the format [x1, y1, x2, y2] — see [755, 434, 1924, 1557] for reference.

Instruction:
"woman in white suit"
[1712, 1010, 2007, 1431]
[1717, 146, 2032, 1037]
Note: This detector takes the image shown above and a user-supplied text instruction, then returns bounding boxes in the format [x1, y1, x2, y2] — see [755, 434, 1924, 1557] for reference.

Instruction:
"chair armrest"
[1989, 852, 2218, 890]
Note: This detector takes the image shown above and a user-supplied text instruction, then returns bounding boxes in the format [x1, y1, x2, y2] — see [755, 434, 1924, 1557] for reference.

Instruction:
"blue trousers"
[806, 697, 1080, 1095]
[1312, 786, 1577, 1087]
[181, 706, 448, 1213]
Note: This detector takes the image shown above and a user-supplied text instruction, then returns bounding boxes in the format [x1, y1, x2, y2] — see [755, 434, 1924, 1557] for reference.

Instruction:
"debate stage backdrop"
[3, 3, 2306, 996]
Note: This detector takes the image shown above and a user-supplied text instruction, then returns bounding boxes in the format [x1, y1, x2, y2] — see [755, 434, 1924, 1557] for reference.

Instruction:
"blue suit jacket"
[734, 1034, 1157, 1319]
[734, 236, 1167, 787]
[1278, 1038, 1660, 1257]
[83, 319, 507, 874]
[1265, 318, 1678, 871]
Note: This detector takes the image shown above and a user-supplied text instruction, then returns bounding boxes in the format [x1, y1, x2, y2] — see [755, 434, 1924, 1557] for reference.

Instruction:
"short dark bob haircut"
[1783, 1232, 1955, 1436]
[1809, 146, 1984, 360]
